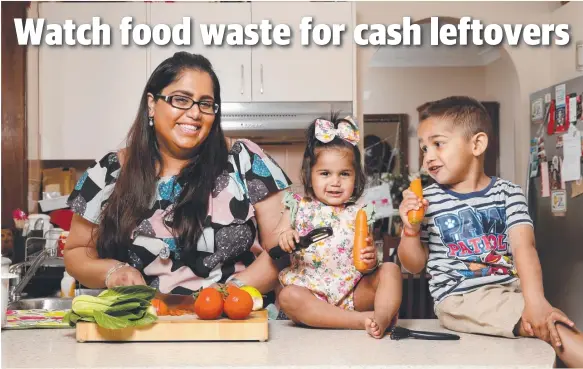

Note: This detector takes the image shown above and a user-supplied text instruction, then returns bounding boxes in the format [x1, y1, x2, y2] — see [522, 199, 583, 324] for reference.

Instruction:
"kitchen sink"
[8, 298, 72, 310]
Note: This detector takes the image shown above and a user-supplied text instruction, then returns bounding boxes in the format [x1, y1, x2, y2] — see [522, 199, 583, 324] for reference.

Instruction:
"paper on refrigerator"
[561, 126, 582, 182]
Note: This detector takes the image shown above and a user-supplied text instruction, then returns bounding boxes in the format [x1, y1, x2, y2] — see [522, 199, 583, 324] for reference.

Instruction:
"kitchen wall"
[355, 1, 562, 188]
[261, 144, 305, 194]
[550, 2, 583, 84]
[484, 50, 520, 183]
[362, 66, 488, 175]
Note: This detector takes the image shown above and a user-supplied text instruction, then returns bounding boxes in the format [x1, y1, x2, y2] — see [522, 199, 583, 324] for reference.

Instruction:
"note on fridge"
[569, 96, 577, 123]
[562, 126, 582, 182]
[541, 161, 551, 197]
[556, 84, 566, 107]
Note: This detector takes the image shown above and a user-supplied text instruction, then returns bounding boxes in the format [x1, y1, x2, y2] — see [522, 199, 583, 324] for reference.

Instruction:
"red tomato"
[224, 289, 253, 320]
[194, 288, 224, 320]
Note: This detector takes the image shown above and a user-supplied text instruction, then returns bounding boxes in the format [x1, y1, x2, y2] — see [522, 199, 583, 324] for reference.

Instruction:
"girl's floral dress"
[279, 192, 373, 310]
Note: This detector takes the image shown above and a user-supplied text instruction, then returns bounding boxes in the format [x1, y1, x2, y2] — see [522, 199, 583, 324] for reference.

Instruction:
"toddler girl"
[275, 115, 402, 338]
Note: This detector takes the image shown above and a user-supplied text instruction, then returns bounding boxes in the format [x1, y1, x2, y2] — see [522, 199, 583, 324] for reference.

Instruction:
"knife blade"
[154, 291, 196, 307]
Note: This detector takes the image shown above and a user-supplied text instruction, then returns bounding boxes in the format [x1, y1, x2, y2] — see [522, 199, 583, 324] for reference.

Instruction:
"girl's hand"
[105, 265, 146, 288]
[399, 189, 429, 233]
[279, 229, 300, 253]
[360, 236, 377, 267]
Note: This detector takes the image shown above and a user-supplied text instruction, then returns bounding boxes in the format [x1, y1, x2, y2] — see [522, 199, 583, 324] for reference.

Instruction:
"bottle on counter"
[60, 271, 76, 298]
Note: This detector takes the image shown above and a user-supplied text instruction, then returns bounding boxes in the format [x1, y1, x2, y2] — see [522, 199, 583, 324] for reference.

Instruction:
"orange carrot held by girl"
[353, 209, 370, 273]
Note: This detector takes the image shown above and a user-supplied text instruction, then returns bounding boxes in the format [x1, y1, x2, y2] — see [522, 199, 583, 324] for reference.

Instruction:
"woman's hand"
[105, 265, 146, 288]
[279, 229, 300, 253]
[399, 189, 429, 233]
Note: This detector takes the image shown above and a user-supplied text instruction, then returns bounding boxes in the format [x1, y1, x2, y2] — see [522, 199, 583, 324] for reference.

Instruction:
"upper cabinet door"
[251, 2, 353, 102]
[150, 3, 252, 103]
[39, 2, 148, 160]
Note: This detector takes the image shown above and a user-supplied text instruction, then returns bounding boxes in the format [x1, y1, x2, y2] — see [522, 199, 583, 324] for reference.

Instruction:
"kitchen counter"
[2, 319, 555, 368]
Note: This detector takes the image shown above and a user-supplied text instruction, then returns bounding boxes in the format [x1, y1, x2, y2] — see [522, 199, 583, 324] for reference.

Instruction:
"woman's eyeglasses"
[156, 94, 219, 114]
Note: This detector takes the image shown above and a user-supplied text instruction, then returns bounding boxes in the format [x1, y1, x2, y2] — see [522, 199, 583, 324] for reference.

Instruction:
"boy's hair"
[420, 96, 492, 140]
[301, 113, 366, 201]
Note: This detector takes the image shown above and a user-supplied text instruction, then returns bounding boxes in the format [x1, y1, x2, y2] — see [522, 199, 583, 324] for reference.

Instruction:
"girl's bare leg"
[554, 323, 583, 368]
[354, 263, 402, 338]
[278, 285, 373, 329]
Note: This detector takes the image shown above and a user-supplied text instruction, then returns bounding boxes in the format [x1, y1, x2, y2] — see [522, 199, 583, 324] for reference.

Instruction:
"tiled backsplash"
[28, 143, 306, 213]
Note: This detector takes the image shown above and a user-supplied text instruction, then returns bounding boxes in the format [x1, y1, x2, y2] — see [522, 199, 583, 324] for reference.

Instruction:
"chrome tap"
[8, 247, 56, 303]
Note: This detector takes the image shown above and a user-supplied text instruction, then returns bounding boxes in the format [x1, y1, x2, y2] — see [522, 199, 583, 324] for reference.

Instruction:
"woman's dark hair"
[301, 113, 366, 202]
[96, 52, 228, 264]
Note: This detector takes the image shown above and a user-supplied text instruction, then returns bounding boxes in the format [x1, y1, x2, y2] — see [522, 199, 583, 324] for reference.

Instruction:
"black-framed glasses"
[156, 94, 219, 115]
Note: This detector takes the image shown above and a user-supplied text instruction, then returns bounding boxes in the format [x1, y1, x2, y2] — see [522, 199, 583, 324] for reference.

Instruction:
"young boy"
[398, 96, 582, 366]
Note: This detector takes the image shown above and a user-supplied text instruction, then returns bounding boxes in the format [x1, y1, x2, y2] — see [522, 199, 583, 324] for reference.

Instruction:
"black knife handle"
[411, 330, 460, 340]
[269, 246, 287, 259]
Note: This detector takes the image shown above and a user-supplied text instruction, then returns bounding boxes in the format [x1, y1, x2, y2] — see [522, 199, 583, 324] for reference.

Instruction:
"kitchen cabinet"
[149, 3, 252, 102]
[250, 2, 353, 102]
[35, 2, 354, 159]
[39, 2, 148, 160]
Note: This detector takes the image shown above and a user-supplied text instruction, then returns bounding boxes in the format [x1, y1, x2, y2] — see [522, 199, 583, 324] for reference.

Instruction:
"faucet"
[8, 247, 56, 302]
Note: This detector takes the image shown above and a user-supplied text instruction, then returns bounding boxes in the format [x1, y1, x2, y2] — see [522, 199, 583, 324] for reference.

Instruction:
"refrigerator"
[527, 76, 583, 328]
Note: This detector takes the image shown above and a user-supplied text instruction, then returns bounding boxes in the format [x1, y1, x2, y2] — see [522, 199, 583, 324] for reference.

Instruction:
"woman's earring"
[148, 117, 154, 127]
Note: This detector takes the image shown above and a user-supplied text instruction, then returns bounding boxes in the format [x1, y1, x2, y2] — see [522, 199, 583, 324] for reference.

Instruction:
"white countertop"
[2, 320, 555, 369]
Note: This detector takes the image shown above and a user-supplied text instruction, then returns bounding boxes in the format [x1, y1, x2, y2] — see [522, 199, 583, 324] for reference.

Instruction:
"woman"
[64, 52, 291, 295]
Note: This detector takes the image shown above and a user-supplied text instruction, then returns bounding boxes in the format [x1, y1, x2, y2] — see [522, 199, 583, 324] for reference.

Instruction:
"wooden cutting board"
[76, 310, 268, 342]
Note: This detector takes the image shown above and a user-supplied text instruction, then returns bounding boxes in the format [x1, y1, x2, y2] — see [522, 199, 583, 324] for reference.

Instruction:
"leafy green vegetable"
[63, 285, 158, 330]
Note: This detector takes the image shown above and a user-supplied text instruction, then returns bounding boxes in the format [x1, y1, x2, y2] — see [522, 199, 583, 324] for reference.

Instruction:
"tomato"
[194, 288, 224, 320]
[224, 289, 253, 320]
[226, 285, 240, 296]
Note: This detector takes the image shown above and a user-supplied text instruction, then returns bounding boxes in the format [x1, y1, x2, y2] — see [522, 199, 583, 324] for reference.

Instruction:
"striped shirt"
[420, 177, 533, 304]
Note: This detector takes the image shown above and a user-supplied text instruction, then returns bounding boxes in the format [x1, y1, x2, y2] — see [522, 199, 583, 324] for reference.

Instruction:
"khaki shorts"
[435, 280, 524, 338]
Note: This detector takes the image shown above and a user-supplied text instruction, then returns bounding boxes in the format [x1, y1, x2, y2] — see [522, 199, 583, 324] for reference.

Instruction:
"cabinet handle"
[240, 64, 244, 95]
[260, 64, 264, 94]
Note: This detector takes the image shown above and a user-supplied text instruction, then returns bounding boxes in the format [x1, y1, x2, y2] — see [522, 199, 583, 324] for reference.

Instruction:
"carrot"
[151, 298, 169, 316]
[151, 298, 191, 316]
[408, 176, 425, 225]
[353, 209, 370, 273]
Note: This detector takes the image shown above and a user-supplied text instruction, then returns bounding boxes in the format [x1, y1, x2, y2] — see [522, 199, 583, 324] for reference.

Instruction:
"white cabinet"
[251, 2, 353, 102]
[36, 2, 354, 159]
[39, 2, 148, 160]
[149, 3, 252, 102]
[150, 2, 353, 103]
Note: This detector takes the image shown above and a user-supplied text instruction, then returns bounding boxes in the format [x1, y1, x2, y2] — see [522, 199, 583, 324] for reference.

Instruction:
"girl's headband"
[314, 116, 360, 146]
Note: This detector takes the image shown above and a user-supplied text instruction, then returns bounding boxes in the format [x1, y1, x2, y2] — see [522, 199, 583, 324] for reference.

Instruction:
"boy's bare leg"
[355, 263, 403, 338]
[553, 323, 583, 368]
[278, 285, 373, 329]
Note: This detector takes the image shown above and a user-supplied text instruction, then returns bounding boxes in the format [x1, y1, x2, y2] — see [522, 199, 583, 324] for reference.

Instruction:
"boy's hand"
[279, 229, 300, 253]
[360, 236, 377, 268]
[399, 189, 429, 233]
[522, 298, 574, 345]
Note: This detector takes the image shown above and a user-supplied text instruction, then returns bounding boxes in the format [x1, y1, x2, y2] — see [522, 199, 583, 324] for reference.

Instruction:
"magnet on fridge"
[541, 161, 550, 198]
[551, 189, 567, 216]
[577, 94, 582, 122]
[531, 98, 544, 122]
[550, 156, 563, 190]
[547, 100, 556, 135]
[568, 93, 577, 123]
[555, 106, 567, 133]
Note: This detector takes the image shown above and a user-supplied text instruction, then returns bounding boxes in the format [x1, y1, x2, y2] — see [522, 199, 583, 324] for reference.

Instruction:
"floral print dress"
[279, 192, 373, 310]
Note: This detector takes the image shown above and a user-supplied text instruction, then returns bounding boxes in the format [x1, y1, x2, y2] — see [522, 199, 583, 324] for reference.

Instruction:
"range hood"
[220, 101, 353, 144]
